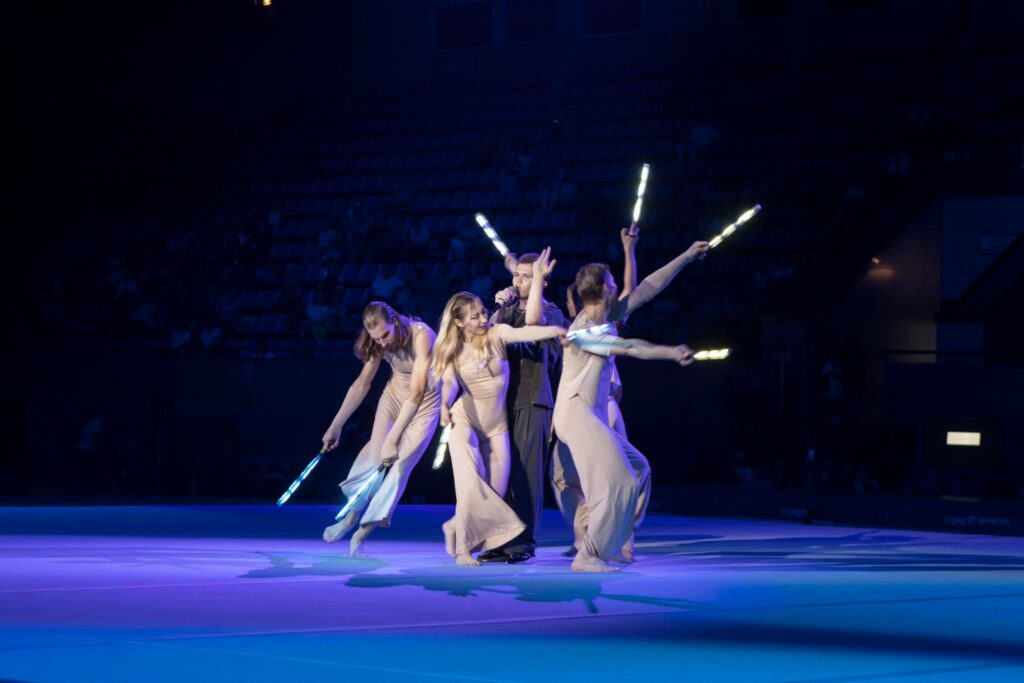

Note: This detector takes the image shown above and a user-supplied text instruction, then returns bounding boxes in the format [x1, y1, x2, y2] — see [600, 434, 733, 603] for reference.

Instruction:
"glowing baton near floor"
[334, 464, 388, 520]
[431, 424, 453, 470]
[566, 323, 614, 342]
[276, 451, 324, 506]
[693, 348, 731, 361]
[632, 164, 650, 223]
[474, 213, 510, 257]
[708, 205, 762, 249]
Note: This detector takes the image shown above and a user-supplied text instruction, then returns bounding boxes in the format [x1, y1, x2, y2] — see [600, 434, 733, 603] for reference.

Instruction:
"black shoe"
[561, 546, 578, 558]
[505, 549, 535, 564]
[478, 549, 508, 563]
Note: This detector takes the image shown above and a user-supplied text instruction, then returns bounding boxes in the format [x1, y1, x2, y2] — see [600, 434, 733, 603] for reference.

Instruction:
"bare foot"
[322, 511, 359, 543]
[572, 552, 619, 573]
[442, 521, 457, 557]
[349, 524, 374, 557]
[613, 536, 635, 564]
[456, 553, 480, 566]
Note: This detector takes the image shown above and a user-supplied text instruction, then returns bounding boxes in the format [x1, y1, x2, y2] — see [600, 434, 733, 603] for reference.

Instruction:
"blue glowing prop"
[276, 452, 324, 506]
[334, 464, 388, 520]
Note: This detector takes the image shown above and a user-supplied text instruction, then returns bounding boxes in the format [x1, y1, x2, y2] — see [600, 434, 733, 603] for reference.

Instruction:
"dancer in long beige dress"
[554, 238, 708, 572]
[320, 302, 441, 556]
[552, 224, 651, 559]
[433, 250, 567, 566]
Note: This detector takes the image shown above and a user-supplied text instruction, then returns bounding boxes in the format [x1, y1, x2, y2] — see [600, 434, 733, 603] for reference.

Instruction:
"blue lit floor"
[1, 505, 1023, 682]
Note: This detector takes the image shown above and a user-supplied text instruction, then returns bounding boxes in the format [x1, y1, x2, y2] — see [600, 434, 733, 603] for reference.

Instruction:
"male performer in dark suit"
[483, 251, 565, 563]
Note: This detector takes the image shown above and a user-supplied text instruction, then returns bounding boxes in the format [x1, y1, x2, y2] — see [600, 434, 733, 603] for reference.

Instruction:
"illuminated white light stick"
[708, 205, 762, 249]
[474, 213, 509, 257]
[276, 451, 324, 506]
[432, 424, 453, 470]
[335, 464, 388, 520]
[566, 323, 614, 342]
[632, 163, 650, 223]
[693, 348, 731, 361]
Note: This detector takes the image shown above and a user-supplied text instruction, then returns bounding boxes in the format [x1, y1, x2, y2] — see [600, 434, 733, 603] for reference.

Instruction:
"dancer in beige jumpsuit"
[321, 302, 441, 556]
[554, 238, 708, 572]
[552, 224, 651, 559]
[433, 250, 566, 565]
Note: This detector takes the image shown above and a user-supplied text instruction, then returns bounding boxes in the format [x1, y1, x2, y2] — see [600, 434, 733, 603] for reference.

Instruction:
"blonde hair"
[354, 301, 416, 363]
[432, 292, 492, 377]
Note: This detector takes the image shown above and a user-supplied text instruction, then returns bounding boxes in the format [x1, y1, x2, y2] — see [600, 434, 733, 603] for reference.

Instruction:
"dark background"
[8, 0, 1024, 532]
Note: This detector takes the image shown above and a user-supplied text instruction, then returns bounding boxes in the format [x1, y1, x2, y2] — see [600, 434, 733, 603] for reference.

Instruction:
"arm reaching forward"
[322, 356, 382, 451]
[616, 240, 709, 320]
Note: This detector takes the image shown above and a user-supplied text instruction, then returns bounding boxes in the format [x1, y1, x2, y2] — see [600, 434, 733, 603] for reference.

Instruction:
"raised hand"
[684, 241, 710, 263]
[620, 221, 640, 251]
[532, 246, 557, 280]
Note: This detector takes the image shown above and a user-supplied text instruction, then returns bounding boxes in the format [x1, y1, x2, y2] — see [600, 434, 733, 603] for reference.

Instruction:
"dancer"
[433, 250, 567, 566]
[320, 302, 441, 556]
[480, 250, 566, 563]
[554, 238, 708, 572]
[553, 224, 651, 560]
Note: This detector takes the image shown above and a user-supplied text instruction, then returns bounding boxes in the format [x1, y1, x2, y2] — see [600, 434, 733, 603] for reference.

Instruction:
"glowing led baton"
[432, 424, 453, 470]
[566, 323, 614, 341]
[276, 451, 324, 506]
[474, 213, 510, 257]
[632, 163, 650, 223]
[693, 348, 731, 361]
[334, 464, 388, 520]
[708, 205, 762, 248]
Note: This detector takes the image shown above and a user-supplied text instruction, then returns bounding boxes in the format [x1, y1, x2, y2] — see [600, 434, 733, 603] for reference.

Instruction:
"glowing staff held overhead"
[708, 205, 762, 249]
[276, 451, 324, 506]
[631, 163, 650, 223]
[693, 348, 731, 361]
[431, 424, 453, 470]
[334, 464, 388, 520]
[474, 213, 510, 258]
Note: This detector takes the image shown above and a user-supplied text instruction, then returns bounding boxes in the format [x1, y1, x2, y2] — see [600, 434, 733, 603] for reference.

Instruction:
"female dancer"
[553, 224, 651, 561]
[320, 301, 441, 556]
[433, 249, 567, 565]
[555, 238, 708, 572]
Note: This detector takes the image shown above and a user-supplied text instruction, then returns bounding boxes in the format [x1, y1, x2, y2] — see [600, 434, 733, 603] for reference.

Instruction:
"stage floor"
[2, 505, 1023, 682]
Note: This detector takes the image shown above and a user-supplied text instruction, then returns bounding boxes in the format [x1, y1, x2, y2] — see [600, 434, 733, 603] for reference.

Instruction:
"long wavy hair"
[432, 292, 492, 377]
[354, 301, 416, 363]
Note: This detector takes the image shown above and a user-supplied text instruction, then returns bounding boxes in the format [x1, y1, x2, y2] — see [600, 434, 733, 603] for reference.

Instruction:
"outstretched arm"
[574, 336, 694, 365]
[617, 240, 709, 319]
[492, 322, 567, 346]
[322, 356, 382, 451]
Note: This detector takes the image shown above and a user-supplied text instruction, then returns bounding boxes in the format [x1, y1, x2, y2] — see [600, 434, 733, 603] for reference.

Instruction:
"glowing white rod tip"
[708, 205, 762, 249]
[693, 348, 731, 361]
[432, 424, 453, 470]
[474, 212, 510, 257]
